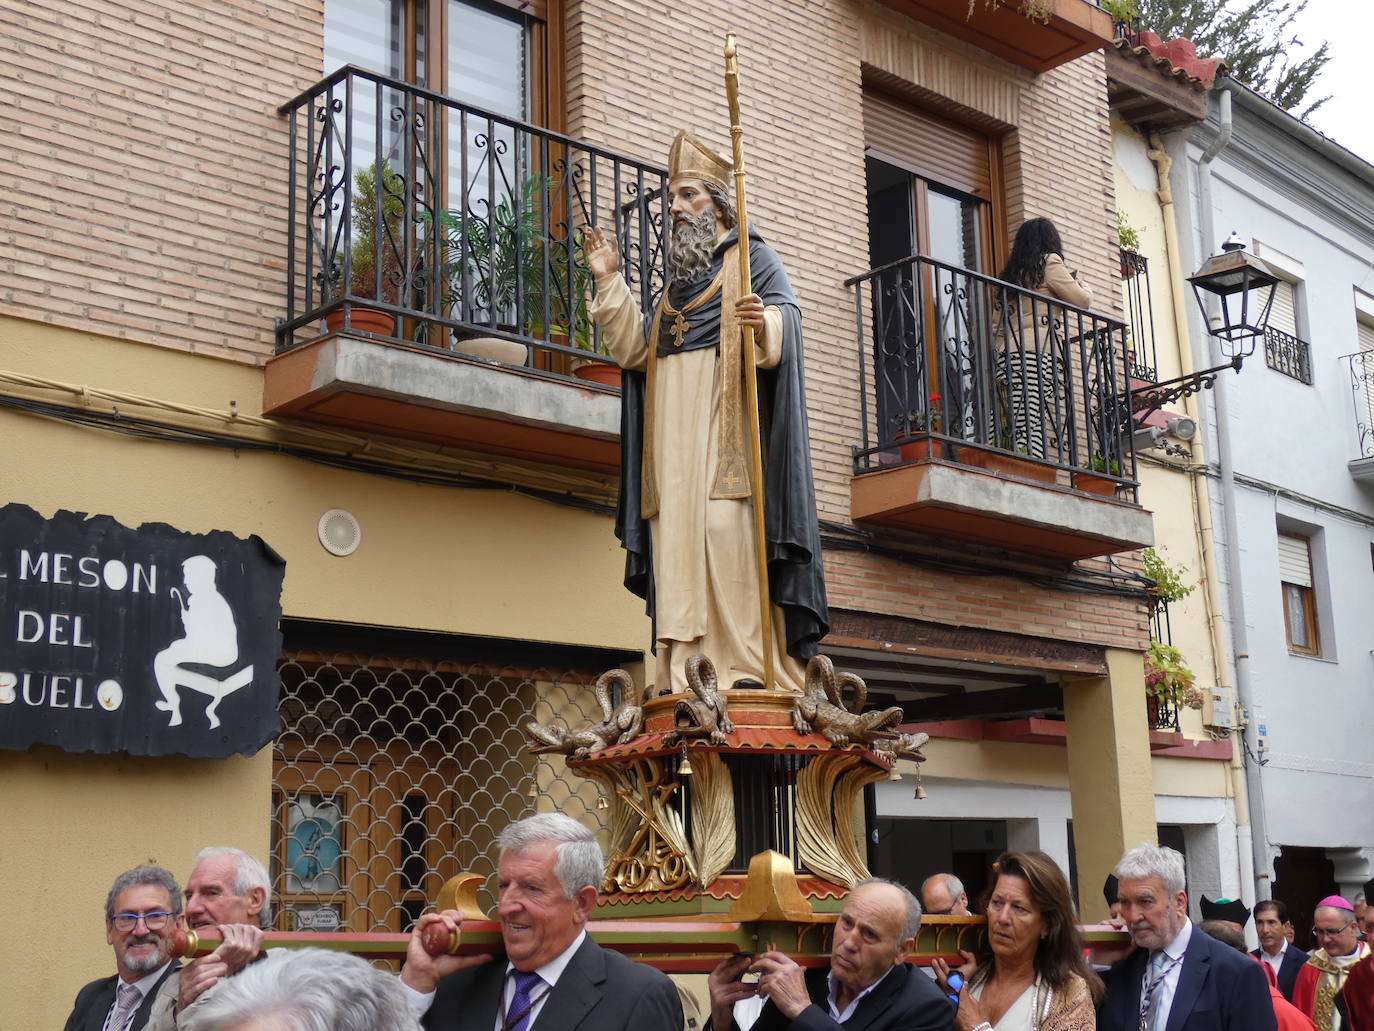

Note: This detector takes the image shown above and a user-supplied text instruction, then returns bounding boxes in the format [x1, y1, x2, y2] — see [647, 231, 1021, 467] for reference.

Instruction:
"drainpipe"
[1193, 85, 1272, 902]
[1147, 128, 1255, 908]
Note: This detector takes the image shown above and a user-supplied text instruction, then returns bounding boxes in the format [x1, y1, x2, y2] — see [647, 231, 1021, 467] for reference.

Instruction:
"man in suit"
[401, 812, 682, 1031]
[1099, 843, 1276, 1031]
[704, 878, 953, 1031]
[63, 865, 182, 1031]
[1254, 900, 1308, 1002]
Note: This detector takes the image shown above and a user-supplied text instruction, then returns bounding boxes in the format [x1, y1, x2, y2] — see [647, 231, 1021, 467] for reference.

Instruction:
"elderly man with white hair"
[179, 947, 418, 1031]
[402, 812, 682, 1031]
[1097, 842, 1275, 1031]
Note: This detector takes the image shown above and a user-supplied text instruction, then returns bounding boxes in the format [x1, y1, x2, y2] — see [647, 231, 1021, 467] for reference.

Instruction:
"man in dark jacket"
[401, 813, 682, 1031]
[63, 865, 182, 1031]
[1253, 899, 1307, 1001]
[1099, 843, 1275, 1031]
[705, 878, 952, 1031]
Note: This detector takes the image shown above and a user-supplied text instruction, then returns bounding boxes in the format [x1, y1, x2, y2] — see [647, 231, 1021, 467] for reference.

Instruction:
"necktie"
[1140, 950, 1175, 1031]
[103, 982, 142, 1031]
[504, 970, 546, 1031]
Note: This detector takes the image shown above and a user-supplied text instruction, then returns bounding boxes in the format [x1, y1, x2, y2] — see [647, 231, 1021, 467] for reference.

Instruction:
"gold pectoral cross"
[669, 312, 689, 347]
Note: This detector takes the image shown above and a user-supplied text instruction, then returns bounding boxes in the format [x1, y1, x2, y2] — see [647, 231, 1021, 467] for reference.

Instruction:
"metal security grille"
[270, 643, 613, 934]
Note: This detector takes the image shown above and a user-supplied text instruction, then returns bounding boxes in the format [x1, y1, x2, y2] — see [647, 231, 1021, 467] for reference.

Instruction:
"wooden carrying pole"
[723, 33, 776, 692]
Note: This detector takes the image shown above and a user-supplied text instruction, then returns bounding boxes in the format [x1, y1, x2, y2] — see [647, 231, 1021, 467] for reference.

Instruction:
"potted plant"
[1117, 211, 1143, 279]
[432, 174, 599, 372]
[1143, 548, 1195, 604]
[894, 392, 944, 461]
[328, 161, 409, 337]
[1072, 453, 1123, 496]
[1143, 640, 1205, 726]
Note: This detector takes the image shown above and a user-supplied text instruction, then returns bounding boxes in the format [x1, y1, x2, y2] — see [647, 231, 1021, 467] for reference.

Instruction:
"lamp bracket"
[1126, 355, 1244, 422]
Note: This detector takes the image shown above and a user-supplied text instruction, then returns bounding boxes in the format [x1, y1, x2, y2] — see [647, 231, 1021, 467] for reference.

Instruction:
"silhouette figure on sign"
[153, 555, 254, 729]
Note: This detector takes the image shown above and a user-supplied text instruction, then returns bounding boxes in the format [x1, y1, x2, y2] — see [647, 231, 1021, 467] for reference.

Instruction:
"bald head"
[920, 873, 970, 916]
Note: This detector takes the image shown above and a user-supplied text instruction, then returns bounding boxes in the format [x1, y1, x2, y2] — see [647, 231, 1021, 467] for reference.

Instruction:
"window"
[862, 89, 1000, 445]
[1277, 532, 1320, 655]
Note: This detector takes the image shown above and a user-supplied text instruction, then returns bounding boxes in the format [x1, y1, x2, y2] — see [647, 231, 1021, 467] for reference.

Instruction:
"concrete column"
[1063, 646, 1158, 921]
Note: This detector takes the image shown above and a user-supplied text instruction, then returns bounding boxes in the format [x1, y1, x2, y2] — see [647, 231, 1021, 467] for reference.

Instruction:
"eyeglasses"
[1313, 924, 1353, 939]
[111, 911, 174, 932]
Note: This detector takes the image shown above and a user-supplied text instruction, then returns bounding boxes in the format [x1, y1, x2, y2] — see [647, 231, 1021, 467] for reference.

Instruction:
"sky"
[1273, 1, 1374, 165]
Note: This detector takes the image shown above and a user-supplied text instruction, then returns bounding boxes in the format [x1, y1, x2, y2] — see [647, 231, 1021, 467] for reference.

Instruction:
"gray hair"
[179, 947, 419, 1031]
[702, 181, 737, 230]
[195, 846, 273, 928]
[498, 813, 604, 900]
[921, 873, 965, 906]
[105, 865, 182, 921]
[854, 877, 923, 947]
[1114, 843, 1187, 897]
[1200, 919, 1247, 953]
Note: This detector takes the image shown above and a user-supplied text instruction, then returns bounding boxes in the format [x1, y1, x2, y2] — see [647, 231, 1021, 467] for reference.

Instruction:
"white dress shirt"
[1260, 938, 1288, 979]
[405, 929, 588, 1028]
[1144, 919, 1192, 1030]
[827, 964, 897, 1024]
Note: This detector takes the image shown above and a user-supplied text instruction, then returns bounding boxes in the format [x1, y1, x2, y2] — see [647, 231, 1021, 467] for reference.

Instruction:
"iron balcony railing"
[1119, 249, 1159, 383]
[276, 66, 669, 373]
[846, 253, 1138, 501]
[1264, 325, 1313, 385]
[1344, 350, 1374, 458]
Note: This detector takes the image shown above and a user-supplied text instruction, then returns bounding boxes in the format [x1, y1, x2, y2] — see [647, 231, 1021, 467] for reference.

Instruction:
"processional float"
[176, 34, 1085, 971]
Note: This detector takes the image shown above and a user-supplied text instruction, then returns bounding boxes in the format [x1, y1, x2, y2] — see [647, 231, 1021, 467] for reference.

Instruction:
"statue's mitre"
[668, 130, 732, 192]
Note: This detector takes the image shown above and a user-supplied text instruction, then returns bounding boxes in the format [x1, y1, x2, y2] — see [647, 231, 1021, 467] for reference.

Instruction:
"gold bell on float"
[913, 762, 927, 800]
[596, 795, 609, 811]
[678, 747, 694, 776]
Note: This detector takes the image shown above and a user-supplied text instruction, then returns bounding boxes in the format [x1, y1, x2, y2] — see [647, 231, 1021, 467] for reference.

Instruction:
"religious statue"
[583, 130, 828, 694]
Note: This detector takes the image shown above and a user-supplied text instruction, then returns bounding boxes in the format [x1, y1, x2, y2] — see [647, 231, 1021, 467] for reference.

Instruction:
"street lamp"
[1188, 232, 1280, 354]
[1131, 233, 1279, 419]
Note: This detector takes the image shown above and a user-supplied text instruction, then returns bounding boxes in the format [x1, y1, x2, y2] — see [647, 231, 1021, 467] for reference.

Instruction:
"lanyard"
[501, 983, 552, 1031]
[1138, 953, 1183, 1031]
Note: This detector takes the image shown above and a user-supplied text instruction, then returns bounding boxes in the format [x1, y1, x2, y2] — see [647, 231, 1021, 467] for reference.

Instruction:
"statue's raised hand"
[582, 224, 619, 278]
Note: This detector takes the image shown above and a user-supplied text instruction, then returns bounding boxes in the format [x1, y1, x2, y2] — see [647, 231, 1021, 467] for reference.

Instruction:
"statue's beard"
[668, 210, 719, 281]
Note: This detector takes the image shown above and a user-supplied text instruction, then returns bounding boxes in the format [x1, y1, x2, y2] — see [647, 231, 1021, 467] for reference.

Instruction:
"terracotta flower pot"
[958, 448, 1057, 483]
[894, 431, 942, 462]
[573, 361, 622, 388]
[1072, 471, 1118, 497]
[325, 306, 396, 337]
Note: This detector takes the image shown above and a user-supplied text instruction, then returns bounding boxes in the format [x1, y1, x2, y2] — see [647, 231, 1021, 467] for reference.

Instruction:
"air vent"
[317, 509, 362, 557]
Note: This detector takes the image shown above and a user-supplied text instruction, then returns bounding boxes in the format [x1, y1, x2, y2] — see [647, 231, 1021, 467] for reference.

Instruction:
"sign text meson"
[0, 505, 285, 758]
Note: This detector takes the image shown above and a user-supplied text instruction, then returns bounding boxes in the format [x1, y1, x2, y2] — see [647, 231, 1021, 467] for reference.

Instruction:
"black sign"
[0, 505, 285, 757]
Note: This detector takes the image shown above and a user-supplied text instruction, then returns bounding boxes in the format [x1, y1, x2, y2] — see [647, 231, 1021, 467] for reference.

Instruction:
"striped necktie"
[102, 982, 142, 1031]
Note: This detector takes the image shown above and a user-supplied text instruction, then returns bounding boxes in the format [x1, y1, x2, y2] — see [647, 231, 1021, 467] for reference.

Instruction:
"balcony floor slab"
[263, 333, 622, 473]
[850, 459, 1154, 560]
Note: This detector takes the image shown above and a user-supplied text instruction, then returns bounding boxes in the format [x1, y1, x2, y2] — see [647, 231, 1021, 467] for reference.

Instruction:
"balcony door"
[863, 90, 998, 446]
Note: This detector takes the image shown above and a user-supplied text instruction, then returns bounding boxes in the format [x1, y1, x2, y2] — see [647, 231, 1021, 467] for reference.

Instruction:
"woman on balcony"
[996, 218, 1092, 460]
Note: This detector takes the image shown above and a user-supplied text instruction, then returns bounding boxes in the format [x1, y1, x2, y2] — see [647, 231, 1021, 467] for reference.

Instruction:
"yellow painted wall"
[1112, 119, 1226, 735]
[1, 316, 648, 1028]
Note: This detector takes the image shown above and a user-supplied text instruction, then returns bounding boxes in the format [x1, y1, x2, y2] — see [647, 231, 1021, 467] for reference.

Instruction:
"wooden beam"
[898, 683, 1063, 722]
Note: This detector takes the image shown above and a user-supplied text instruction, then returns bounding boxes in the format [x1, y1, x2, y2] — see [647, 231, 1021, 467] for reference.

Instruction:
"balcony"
[266, 67, 668, 471]
[1264, 325, 1313, 385]
[1344, 350, 1374, 481]
[846, 254, 1154, 560]
[873, 0, 1117, 74]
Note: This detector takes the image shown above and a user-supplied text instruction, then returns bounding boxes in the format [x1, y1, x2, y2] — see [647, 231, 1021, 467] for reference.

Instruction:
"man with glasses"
[63, 865, 182, 1031]
[1293, 896, 1371, 1031]
[919, 873, 971, 917]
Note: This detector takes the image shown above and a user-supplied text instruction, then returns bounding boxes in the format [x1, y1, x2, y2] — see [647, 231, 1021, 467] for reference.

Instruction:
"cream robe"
[590, 271, 805, 694]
